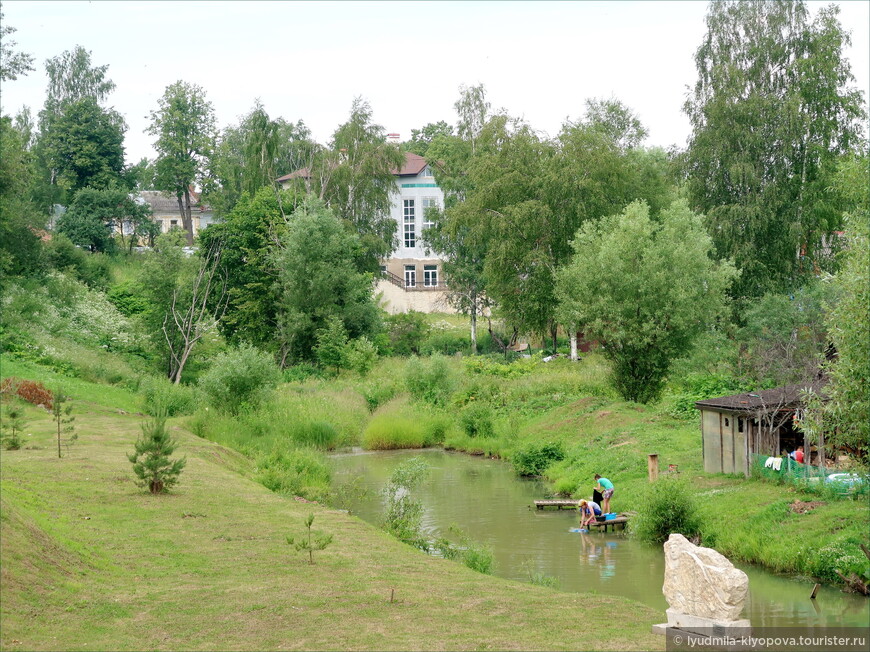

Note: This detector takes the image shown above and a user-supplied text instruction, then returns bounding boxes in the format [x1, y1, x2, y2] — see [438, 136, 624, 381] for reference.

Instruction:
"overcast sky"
[2, 0, 868, 166]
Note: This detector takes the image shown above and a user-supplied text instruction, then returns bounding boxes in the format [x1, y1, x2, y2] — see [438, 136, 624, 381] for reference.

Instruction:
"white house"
[277, 151, 453, 313]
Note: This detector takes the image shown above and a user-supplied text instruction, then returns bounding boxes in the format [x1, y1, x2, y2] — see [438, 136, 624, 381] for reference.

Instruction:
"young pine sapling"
[51, 388, 76, 458]
[128, 413, 186, 494]
[286, 512, 333, 564]
[1, 403, 26, 450]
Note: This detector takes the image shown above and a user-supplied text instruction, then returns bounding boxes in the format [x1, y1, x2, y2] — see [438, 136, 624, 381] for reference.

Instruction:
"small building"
[695, 382, 825, 477]
[139, 190, 215, 234]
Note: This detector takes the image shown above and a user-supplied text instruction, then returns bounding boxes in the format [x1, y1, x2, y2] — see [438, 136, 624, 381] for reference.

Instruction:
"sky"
[2, 0, 868, 167]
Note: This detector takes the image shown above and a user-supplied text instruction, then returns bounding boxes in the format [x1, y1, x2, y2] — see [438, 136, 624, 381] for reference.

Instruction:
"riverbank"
[0, 371, 663, 651]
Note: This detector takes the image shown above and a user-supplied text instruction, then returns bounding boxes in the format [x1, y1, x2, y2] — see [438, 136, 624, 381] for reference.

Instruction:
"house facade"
[277, 151, 453, 314]
[139, 190, 215, 234]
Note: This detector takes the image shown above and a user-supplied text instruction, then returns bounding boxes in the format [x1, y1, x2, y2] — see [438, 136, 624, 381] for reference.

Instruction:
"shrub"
[1, 402, 26, 450]
[631, 476, 702, 544]
[662, 373, 744, 420]
[291, 420, 340, 449]
[419, 330, 469, 356]
[198, 343, 281, 414]
[433, 527, 494, 575]
[382, 456, 429, 550]
[345, 336, 378, 375]
[107, 281, 150, 316]
[363, 412, 428, 450]
[283, 363, 324, 383]
[384, 311, 431, 356]
[463, 355, 538, 379]
[141, 376, 197, 416]
[254, 447, 331, 502]
[511, 441, 565, 477]
[128, 413, 186, 493]
[0, 377, 53, 409]
[405, 354, 455, 406]
[460, 402, 495, 438]
[314, 316, 349, 372]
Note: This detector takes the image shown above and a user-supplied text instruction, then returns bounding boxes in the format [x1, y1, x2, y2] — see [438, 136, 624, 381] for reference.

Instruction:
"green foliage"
[107, 281, 149, 316]
[0, 11, 35, 81]
[511, 442, 565, 477]
[683, 0, 864, 302]
[384, 311, 431, 356]
[382, 456, 429, 550]
[314, 316, 349, 372]
[1, 402, 27, 450]
[141, 376, 197, 417]
[127, 412, 186, 494]
[801, 214, 869, 465]
[345, 337, 378, 375]
[198, 344, 281, 414]
[254, 447, 331, 501]
[362, 399, 445, 450]
[51, 387, 76, 458]
[274, 198, 381, 363]
[147, 80, 216, 244]
[404, 355, 455, 406]
[463, 355, 538, 379]
[662, 373, 745, 420]
[556, 200, 737, 403]
[631, 476, 702, 544]
[282, 363, 324, 383]
[286, 512, 334, 565]
[433, 527, 495, 575]
[460, 402, 495, 438]
[57, 187, 151, 253]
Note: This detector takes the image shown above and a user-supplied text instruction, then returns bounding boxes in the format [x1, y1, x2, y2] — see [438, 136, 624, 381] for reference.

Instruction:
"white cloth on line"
[764, 457, 775, 468]
[772, 458, 783, 471]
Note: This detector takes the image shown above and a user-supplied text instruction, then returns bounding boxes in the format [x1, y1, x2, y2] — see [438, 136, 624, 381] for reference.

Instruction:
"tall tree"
[556, 200, 737, 404]
[148, 81, 216, 245]
[34, 45, 119, 210]
[273, 198, 381, 365]
[211, 101, 313, 217]
[683, 0, 865, 303]
[56, 186, 151, 252]
[0, 9, 34, 81]
[40, 97, 127, 194]
[405, 120, 454, 157]
[295, 98, 404, 274]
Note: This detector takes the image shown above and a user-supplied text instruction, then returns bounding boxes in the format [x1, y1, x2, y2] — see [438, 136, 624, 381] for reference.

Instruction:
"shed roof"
[695, 381, 826, 413]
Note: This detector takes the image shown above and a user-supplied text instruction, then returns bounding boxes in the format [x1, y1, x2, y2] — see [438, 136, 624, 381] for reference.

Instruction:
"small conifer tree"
[128, 413, 186, 494]
[1, 403, 26, 450]
[52, 388, 76, 458]
[286, 513, 334, 564]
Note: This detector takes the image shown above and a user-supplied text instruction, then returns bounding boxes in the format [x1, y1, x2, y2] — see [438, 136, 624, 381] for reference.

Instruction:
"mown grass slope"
[0, 371, 663, 651]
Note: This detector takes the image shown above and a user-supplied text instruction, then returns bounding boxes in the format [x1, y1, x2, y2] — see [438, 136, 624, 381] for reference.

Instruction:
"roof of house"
[695, 380, 826, 413]
[276, 151, 430, 183]
[140, 190, 208, 213]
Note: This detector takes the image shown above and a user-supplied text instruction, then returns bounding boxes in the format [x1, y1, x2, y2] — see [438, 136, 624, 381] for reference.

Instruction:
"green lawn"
[1, 383, 663, 651]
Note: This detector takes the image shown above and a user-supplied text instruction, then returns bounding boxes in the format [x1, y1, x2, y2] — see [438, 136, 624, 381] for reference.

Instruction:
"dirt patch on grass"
[789, 500, 825, 514]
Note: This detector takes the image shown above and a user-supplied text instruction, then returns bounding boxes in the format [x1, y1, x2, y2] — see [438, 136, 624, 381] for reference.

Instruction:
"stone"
[662, 533, 749, 622]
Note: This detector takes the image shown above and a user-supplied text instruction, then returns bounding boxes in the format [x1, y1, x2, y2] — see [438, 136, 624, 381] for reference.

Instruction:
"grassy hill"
[0, 365, 663, 651]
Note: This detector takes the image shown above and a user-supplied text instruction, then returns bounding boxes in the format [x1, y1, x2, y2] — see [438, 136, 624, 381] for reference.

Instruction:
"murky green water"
[331, 448, 869, 628]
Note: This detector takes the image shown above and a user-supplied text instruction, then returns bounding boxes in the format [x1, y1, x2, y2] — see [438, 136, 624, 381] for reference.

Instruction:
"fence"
[750, 453, 867, 497]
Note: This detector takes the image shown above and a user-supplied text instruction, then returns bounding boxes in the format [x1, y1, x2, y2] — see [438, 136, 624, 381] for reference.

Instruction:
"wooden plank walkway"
[588, 516, 629, 532]
[534, 499, 581, 510]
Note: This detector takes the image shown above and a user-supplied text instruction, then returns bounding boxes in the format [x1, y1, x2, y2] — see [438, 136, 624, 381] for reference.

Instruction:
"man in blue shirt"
[594, 474, 614, 514]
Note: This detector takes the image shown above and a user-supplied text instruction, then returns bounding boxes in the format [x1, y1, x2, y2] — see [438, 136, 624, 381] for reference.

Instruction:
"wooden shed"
[695, 382, 825, 477]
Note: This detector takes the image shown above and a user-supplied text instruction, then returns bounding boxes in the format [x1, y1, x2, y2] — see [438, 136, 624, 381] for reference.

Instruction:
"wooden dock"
[534, 499, 581, 510]
[588, 516, 629, 533]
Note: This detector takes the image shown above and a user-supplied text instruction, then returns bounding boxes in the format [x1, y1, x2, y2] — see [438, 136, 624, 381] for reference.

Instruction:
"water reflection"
[331, 448, 868, 627]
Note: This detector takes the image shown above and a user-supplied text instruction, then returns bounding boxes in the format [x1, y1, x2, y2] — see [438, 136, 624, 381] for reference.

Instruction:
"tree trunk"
[570, 325, 578, 361]
[182, 188, 195, 246]
[470, 296, 478, 355]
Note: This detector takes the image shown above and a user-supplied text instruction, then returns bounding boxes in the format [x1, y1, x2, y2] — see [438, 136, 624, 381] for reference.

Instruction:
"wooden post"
[648, 454, 659, 482]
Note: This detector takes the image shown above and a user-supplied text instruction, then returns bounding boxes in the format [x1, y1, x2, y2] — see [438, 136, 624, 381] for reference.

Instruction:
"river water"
[331, 448, 869, 628]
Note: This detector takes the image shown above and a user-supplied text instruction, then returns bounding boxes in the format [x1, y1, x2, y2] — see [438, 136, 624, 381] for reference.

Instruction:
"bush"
[198, 343, 281, 414]
[141, 376, 197, 416]
[464, 355, 539, 379]
[283, 363, 324, 383]
[631, 476, 702, 544]
[511, 441, 565, 477]
[363, 412, 428, 450]
[419, 330, 470, 356]
[460, 402, 495, 438]
[254, 447, 331, 502]
[405, 355, 455, 406]
[382, 456, 429, 549]
[291, 420, 340, 449]
[0, 377, 53, 409]
[314, 316, 349, 371]
[662, 373, 744, 420]
[384, 311, 431, 356]
[107, 281, 150, 316]
[345, 336, 378, 375]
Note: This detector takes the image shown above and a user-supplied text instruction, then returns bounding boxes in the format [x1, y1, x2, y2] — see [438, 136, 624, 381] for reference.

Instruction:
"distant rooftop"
[695, 381, 826, 412]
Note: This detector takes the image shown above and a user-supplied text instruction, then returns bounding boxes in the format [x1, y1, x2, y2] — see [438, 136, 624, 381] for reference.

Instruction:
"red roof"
[277, 152, 428, 182]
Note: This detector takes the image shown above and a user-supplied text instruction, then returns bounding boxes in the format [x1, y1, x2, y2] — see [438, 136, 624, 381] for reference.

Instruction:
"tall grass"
[362, 397, 450, 450]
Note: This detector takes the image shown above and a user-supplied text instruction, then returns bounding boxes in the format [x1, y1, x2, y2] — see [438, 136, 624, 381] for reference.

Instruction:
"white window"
[423, 165, 435, 177]
[403, 199, 416, 248]
[424, 265, 438, 287]
[422, 197, 438, 230]
[404, 265, 416, 288]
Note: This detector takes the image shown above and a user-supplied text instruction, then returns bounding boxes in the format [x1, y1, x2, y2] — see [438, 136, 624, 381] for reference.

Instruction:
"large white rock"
[662, 533, 748, 622]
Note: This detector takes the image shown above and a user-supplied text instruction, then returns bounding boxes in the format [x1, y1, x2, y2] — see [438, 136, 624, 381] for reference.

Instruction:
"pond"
[331, 448, 869, 628]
